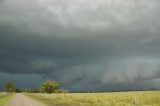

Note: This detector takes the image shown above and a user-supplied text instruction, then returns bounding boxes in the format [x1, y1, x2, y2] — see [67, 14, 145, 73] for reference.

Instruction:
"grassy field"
[25, 91, 160, 106]
[0, 93, 14, 106]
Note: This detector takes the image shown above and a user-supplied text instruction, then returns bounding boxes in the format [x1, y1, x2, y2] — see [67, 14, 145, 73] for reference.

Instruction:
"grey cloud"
[0, 0, 160, 90]
[0, 72, 44, 90]
[0, 0, 4, 3]
[101, 58, 160, 84]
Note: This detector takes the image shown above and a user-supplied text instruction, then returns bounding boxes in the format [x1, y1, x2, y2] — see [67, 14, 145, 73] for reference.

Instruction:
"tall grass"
[25, 91, 160, 106]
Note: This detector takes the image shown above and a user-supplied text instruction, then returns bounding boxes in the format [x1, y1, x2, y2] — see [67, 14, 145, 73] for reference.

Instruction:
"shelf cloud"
[0, 0, 160, 90]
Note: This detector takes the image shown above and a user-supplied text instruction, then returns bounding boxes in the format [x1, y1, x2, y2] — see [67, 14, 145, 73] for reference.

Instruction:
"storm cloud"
[0, 0, 160, 90]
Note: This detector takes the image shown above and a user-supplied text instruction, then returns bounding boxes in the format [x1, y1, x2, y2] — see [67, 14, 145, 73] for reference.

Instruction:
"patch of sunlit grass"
[25, 91, 160, 106]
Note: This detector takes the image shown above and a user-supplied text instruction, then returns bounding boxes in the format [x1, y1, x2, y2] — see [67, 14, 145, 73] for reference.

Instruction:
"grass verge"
[0, 93, 14, 106]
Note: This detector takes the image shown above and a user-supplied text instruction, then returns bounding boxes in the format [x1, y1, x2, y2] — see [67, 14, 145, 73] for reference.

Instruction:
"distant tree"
[41, 80, 59, 93]
[5, 81, 15, 92]
[30, 88, 40, 93]
[15, 88, 22, 93]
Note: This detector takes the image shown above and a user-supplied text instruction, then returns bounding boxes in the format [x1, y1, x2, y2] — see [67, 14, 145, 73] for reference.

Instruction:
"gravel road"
[5, 93, 45, 106]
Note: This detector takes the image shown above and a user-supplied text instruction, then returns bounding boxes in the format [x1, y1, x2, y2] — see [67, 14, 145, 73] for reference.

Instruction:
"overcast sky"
[0, 0, 160, 91]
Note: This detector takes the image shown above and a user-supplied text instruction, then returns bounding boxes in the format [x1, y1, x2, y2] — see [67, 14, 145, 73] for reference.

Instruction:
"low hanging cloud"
[0, 0, 160, 90]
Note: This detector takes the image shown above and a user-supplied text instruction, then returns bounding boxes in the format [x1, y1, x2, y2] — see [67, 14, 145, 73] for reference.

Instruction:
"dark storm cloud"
[0, 72, 44, 90]
[0, 0, 160, 90]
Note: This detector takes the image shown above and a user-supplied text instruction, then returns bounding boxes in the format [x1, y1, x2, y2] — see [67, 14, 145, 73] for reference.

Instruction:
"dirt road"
[5, 93, 45, 106]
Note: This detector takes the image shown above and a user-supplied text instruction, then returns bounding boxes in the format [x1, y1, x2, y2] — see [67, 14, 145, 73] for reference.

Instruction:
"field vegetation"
[25, 91, 160, 106]
[0, 93, 14, 106]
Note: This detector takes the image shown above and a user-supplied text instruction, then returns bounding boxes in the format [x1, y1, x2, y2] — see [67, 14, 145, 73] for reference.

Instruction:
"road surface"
[5, 93, 45, 106]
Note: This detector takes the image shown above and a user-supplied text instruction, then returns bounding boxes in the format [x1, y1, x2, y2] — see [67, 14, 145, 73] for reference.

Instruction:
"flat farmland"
[25, 91, 160, 106]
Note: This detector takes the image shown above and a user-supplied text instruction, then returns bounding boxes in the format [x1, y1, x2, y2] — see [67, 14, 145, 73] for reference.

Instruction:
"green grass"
[25, 91, 160, 106]
[0, 93, 14, 106]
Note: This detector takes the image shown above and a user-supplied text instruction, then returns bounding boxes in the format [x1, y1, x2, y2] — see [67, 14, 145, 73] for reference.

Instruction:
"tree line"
[4, 80, 69, 93]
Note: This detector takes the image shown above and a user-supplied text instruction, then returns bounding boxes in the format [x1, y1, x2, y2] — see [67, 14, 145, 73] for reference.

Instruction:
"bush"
[41, 80, 59, 93]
